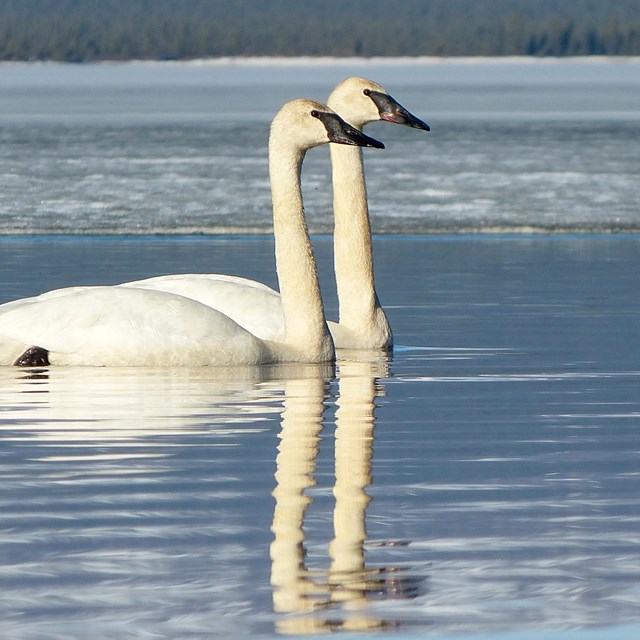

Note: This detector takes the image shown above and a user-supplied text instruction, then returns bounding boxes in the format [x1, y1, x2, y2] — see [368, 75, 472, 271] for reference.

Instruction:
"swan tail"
[14, 345, 50, 366]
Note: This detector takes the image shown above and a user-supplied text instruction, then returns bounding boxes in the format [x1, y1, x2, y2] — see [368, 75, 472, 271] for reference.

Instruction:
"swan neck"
[269, 141, 332, 361]
[330, 143, 378, 325]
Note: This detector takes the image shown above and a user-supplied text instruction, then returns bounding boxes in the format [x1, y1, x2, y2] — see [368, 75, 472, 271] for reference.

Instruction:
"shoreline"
[2, 226, 640, 238]
[2, 55, 640, 68]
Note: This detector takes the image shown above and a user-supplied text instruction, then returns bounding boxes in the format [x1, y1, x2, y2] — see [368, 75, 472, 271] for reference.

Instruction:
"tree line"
[1, 0, 639, 62]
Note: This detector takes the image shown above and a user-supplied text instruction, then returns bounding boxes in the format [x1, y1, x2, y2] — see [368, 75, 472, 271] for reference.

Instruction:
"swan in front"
[121, 77, 429, 349]
[0, 99, 384, 367]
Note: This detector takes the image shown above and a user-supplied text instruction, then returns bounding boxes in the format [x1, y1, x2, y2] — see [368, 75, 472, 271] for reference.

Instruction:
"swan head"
[328, 76, 430, 132]
[270, 99, 385, 152]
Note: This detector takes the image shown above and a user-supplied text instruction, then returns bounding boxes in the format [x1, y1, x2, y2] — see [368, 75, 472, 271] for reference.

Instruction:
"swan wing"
[0, 287, 267, 367]
[121, 274, 286, 342]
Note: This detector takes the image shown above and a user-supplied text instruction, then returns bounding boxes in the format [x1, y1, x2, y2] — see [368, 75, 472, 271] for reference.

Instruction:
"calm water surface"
[1, 235, 639, 639]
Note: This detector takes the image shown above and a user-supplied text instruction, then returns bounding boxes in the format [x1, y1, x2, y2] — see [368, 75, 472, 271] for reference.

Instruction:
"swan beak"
[369, 91, 431, 131]
[317, 111, 385, 149]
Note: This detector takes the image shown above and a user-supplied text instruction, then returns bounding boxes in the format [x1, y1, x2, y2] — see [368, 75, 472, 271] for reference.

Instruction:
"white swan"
[0, 99, 384, 367]
[120, 77, 429, 349]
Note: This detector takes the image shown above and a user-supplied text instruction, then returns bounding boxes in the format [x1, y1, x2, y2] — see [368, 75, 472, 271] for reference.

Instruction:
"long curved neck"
[330, 144, 381, 326]
[270, 140, 332, 361]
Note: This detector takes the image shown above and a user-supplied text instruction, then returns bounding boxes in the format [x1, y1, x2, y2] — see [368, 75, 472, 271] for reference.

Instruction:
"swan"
[0, 99, 384, 367]
[120, 77, 429, 349]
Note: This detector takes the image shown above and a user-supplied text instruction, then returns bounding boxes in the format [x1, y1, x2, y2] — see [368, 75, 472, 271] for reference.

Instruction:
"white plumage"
[0, 98, 384, 367]
[121, 78, 429, 349]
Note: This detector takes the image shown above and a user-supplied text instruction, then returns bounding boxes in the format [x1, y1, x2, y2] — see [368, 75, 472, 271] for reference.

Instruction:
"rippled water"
[0, 58, 639, 233]
[2, 235, 640, 639]
[1, 57, 639, 638]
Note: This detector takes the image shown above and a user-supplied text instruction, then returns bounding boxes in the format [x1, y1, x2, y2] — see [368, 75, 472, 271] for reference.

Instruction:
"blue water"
[1, 234, 640, 639]
[1, 59, 640, 638]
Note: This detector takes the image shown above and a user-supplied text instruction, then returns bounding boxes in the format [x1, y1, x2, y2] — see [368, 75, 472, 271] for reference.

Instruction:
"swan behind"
[121, 78, 429, 349]
[328, 77, 429, 349]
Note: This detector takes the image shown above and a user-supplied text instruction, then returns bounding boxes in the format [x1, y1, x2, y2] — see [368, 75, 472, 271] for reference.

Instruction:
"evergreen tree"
[1, 0, 639, 61]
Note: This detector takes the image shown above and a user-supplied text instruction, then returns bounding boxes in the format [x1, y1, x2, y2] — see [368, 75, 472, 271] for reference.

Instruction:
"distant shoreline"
[3, 226, 640, 237]
[2, 55, 640, 68]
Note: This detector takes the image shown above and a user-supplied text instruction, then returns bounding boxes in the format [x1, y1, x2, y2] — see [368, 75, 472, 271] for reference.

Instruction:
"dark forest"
[1, 0, 639, 62]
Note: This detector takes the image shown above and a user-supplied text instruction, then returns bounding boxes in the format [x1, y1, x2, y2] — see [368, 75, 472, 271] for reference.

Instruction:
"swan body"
[122, 78, 429, 349]
[0, 99, 384, 367]
[0, 287, 267, 366]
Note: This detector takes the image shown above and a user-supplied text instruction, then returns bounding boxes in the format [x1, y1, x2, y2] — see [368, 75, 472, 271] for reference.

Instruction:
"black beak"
[315, 111, 385, 149]
[368, 90, 430, 131]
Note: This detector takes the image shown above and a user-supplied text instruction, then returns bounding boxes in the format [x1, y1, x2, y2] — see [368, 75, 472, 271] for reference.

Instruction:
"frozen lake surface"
[0, 57, 639, 233]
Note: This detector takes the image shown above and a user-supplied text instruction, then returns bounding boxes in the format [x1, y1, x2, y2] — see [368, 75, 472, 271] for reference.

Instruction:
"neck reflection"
[270, 354, 401, 634]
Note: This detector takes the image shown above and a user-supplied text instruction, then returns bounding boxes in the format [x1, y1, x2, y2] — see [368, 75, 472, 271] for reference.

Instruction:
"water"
[1, 234, 640, 639]
[1, 59, 640, 638]
[0, 58, 639, 233]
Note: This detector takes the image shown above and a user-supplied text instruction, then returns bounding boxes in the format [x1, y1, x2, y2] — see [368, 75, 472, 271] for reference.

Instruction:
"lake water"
[1, 59, 640, 640]
[1, 234, 640, 640]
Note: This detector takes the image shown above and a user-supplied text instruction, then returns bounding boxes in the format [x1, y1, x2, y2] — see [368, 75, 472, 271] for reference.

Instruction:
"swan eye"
[363, 88, 371, 96]
[310, 109, 320, 118]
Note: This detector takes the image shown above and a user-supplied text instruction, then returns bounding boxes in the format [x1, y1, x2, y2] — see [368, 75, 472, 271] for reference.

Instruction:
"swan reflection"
[0, 365, 286, 450]
[0, 357, 422, 635]
[270, 354, 422, 634]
